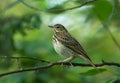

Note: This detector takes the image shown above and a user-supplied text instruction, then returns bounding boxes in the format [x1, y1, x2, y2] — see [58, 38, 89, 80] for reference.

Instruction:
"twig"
[0, 0, 20, 15]
[18, 0, 97, 12]
[103, 23, 120, 49]
[0, 61, 120, 77]
[93, 7, 120, 50]
[16, 58, 22, 69]
[0, 56, 49, 63]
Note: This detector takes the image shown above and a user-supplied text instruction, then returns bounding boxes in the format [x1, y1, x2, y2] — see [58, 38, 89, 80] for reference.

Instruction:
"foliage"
[0, 0, 120, 83]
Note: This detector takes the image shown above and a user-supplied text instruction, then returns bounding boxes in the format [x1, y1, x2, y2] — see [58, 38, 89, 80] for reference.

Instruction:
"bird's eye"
[57, 27, 59, 28]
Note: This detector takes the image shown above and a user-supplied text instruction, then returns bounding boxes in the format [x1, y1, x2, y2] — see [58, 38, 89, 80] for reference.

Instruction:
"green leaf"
[105, 79, 114, 83]
[48, 5, 65, 14]
[92, 0, 113, 22]
[113, 79, 120, 83]
[80, 68, 107, 76]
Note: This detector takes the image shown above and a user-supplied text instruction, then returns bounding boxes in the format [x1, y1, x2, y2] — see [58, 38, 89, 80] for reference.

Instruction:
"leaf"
[48, 5, 65, 14]
[105, 79, 114, 83]
[92, 0, 113, 22]
[113, 79, 120, 83]
[80, 68, 107, 76]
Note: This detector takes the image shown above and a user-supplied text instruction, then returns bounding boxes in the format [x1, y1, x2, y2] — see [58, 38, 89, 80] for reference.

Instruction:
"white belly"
[53, 37, 75, 57]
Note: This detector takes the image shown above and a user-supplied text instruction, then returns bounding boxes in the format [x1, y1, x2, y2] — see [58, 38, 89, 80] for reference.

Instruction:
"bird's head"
[49, 24, 67, 33]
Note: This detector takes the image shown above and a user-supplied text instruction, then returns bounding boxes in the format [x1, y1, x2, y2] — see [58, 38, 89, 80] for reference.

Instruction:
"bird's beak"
[48, 25, 54, 28]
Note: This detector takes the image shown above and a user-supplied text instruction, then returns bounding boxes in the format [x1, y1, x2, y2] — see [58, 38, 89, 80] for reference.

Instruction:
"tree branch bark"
[18, 0, 97, 12]
[0, 61, 120, 78]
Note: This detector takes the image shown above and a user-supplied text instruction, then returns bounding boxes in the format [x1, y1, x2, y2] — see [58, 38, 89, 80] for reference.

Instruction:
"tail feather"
[78, 55, 98, 71]
[85, 58, 98, 71]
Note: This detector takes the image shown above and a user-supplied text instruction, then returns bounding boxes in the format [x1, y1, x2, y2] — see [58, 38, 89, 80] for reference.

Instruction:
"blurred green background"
[0, 0, 120, 83]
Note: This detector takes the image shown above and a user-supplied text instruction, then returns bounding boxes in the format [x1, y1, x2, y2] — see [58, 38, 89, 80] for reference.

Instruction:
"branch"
[0, 56, 49, 63]
[0, 0, 20, 15]
[18, 0, 97, 12]
[102, 23, 120, 49]
[93, 7, 120, 50]
[0, 61, 120, 77]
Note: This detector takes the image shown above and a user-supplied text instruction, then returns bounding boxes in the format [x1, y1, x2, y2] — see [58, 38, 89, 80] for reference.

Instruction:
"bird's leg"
[62, 56, 74, 67]
[62, 56, 74, 62]
[58, 56, 74, 63]
[57, 56, 74, 68]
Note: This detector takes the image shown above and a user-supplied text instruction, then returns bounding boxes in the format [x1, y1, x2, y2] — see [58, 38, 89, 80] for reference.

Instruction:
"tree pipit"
[49, 24, 98, 70]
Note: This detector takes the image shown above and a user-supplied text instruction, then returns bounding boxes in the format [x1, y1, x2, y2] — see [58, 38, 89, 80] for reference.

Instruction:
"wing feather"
[54, 32, 91, 60]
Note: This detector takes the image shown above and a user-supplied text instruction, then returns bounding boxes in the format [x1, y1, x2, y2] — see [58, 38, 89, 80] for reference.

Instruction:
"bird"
[49, 24, 98, 70]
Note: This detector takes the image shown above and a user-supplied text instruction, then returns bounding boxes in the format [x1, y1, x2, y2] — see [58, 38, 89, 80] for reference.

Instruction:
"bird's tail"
[78, 55, 99, 71]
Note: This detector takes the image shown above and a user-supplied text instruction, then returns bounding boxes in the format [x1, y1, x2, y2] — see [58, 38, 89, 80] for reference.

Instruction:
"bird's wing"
[55, 32, 91, 60]
[54, 32, 98, 71]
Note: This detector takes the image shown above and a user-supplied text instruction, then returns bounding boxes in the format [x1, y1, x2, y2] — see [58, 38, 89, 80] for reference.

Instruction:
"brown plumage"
[49, 24, 98, 70]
